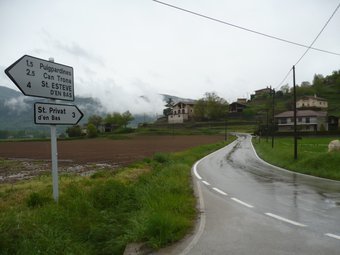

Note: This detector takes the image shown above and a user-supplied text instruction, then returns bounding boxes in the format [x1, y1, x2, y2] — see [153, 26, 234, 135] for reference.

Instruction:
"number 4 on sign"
[27, 82, 31, 88]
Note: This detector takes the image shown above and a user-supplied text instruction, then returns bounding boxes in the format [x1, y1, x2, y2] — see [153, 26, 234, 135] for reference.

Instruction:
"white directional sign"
[34, 102, 83, 125]
[5, 55, 74, 101]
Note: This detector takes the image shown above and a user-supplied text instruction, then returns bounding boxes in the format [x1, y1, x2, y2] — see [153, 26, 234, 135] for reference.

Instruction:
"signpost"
[34, 102, 83, 125]
[5, 55, 82, 202]
[5, 55, 74, 101]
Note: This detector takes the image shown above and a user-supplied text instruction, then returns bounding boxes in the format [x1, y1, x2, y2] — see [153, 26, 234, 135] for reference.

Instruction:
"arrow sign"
[34, 102, 83, 125]
[5, 55, 74, 101]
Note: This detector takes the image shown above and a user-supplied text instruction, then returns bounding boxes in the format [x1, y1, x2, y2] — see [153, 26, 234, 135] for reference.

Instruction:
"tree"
[312, 74, 324, 87]
[66, 125, 82, 137]
[163, 98, 174, 117]
[88, 115, 103, 131]
[194, 99, 206, 121]
[205, 92, 228, 120]
[300, 81, 311, 87]
[194, 92, 228, 121]
[280, 84, 290, 94]
[121, 111, 134, 128]
[104, 111, 134, 131]
[87, 123, 98, 138]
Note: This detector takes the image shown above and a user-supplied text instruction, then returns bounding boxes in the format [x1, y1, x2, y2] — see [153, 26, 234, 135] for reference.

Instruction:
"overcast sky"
[1, 0, 339, 114]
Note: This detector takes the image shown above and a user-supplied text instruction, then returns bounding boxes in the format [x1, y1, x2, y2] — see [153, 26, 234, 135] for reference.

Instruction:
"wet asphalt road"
[161, 134, 340, 255]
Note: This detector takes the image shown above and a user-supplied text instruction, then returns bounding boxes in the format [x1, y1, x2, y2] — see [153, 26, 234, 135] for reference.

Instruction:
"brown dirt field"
[0, 135, 223, 183]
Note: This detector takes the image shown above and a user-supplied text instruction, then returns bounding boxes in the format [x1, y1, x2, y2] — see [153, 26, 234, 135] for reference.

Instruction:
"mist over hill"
[0, 86, 194, 132]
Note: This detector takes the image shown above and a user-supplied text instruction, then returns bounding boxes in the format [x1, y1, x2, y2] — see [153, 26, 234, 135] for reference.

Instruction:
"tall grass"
[253, 136, 340, 180]
[0, 138, 233, 254]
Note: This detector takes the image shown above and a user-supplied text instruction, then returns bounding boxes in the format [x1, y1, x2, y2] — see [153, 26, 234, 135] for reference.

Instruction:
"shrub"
[66, 125, 82, 137]
[153, 153, 170, 164]
[87, 123, 98, 138]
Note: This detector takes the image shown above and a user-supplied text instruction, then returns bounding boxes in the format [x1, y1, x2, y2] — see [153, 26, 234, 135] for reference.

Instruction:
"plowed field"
[0, 135, 223, 183]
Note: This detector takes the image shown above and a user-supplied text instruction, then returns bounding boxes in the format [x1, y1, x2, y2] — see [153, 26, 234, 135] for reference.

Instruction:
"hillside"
[0, 86, 193, 134]
[245, 69, 340, 118]
[0, 86, 104, 132]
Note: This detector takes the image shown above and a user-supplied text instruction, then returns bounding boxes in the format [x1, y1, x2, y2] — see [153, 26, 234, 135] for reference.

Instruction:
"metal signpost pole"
[5, 54, 81, 203]
[48, 57, 59, 202]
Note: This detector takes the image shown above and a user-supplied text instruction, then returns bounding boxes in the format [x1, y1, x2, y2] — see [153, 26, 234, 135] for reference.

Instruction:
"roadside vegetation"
[0, 138, 234, 254]
[253, 136, 340, 181]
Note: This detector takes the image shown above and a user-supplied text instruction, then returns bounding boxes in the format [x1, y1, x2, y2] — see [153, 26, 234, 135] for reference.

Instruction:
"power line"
[275, 1, 340, 90]
[153, 0, 340, 56]
[275, 68, 293, 90]
[294, 2, 340, 66]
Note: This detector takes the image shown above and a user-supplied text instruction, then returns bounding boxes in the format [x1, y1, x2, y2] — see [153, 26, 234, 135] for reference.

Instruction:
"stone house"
[229, 102, 247, 113]
[275, 110, 328, 132]
[296, 95, 328, 110]
[168, 100, 196, 124]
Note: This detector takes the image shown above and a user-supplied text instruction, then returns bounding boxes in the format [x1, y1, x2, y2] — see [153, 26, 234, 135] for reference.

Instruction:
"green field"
[253, 136, 340, 181]
[0, 138, 235, 255]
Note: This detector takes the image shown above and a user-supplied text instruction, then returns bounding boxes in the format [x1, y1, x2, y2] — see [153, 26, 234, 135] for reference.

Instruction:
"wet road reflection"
[198, 134, 340, 235]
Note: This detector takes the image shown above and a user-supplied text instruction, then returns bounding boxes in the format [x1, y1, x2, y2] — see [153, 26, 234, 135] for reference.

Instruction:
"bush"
[153, 153, 170, 164]
[87, 123, 98, 138]
[66, 125, 82, 137]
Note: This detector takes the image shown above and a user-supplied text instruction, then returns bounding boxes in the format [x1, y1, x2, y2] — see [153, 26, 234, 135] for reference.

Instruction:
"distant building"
[275, 110, 328, 132]
[254, 87, 273, 96]
[237, 98, 247, 104]
[296, 95, 328, 110]
[168, 100, 196, 124]
[229, 102, 247, 113]
[250, 87, 273, 100]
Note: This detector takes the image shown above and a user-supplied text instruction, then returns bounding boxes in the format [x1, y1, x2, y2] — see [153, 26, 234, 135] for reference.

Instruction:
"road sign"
[5, 55, 74, 101]
[34, 102, 83, 125]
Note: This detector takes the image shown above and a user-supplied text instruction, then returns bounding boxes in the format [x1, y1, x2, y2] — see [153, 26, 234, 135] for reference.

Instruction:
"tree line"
[66, 111, 134, 138]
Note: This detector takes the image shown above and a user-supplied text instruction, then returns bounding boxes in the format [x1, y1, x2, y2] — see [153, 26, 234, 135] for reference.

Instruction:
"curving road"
[159, 134, 340, 255]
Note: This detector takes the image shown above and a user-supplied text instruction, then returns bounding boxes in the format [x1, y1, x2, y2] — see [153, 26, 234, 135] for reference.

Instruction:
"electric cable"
[153, 0, 340, 56]
[275, 1, 340, 90]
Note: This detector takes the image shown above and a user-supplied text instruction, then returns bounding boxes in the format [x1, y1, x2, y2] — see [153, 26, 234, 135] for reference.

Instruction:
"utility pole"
[224, 111, 228, 141]
[266, 108, 269, 142]
[271, 87, 275, 148]
[293, 66, 298, 160]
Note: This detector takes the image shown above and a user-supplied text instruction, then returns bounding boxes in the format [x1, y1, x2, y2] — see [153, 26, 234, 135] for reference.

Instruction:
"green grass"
[0, 137, 235, 254]
[253, 136, 340, 180]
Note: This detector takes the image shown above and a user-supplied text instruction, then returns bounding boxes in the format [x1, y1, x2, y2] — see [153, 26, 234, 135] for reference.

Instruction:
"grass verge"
[253, 136, 340, 181]
[0, 137, 235, 254]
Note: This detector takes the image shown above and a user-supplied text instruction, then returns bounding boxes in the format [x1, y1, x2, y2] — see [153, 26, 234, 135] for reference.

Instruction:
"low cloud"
[77, 77, 164, 116]
[4, 96, 30, 113]
[41, 30, 105, 67]
[54, 41, 105, 67]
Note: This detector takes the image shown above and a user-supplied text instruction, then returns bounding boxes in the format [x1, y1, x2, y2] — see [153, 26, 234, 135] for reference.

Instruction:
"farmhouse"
[168, 100, 196, 124]
[229, 102, 246, 113]
[296, 95, 328, 110]
[250, 87, 274, 99]
[275, 110, 328, 132]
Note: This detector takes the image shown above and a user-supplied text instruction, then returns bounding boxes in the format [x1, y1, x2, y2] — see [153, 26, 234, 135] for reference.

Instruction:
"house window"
[281, 118, 287, 124]
[306, 117, 310, 123]
[182, 109, 185, 114]
[298, 117, 302, 122]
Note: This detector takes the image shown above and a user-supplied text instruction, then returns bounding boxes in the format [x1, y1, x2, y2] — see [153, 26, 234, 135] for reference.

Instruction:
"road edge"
[154, 141, 238, 254]
[250, 135, 340, 183]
